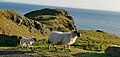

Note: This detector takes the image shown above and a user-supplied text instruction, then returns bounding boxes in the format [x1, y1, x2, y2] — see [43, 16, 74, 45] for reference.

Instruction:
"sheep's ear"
[74, 31, 77, 33]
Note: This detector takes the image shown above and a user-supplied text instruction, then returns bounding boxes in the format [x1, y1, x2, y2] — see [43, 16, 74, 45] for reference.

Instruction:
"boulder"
[105, 45, 120, 56]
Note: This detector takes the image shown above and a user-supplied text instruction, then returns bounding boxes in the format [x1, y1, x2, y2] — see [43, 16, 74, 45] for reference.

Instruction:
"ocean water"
[68, 9, 120, 36]
[1, 2, 120, 36]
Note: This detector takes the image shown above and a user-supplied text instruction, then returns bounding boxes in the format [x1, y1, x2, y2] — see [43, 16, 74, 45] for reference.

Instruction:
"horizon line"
[1, 1, 120, 13]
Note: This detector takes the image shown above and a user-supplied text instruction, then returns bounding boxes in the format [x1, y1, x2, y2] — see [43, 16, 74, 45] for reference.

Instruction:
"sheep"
[48, 30, 81, 51]
[20, 37, 37, 49]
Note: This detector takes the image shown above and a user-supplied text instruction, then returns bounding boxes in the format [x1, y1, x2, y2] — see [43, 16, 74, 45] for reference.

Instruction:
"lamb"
[48, 30, 81, 51]
[20, 37, 37, 49]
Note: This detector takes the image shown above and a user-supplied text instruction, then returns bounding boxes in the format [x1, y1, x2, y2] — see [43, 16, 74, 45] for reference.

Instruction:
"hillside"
[24, 8, 120, 51]
[0, 10, 45, 46]
[24, 8, 76, 32]
[75, 30, 120, 51]
[0, 30, 120, 57]
[0, 9, 76, 46]
[0, 10, 44, 38]
[0, 9, 120, 47]
[0, 8, 120, 57]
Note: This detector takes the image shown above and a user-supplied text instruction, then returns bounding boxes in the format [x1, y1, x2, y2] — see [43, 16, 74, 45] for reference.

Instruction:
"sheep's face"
[32, 38, 37, 41]
[74, 31, 80, 37]
[77, 33, 80, 37]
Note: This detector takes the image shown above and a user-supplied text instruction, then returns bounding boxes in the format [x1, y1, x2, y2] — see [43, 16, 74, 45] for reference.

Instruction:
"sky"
[1, 0, 120, 12]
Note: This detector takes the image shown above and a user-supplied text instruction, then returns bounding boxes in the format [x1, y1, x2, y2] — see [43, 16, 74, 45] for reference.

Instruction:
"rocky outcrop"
[24, 8, 76, 32]
[25, 8, 70, 18]
[105, 45, 120, 56]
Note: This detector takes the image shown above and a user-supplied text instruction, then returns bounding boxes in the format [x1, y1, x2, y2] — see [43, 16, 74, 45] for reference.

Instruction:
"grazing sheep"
[20, 37, 37, 49]
[48, 30, 81, 51]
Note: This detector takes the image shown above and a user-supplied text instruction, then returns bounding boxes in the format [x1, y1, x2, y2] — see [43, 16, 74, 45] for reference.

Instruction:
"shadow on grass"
[72, 52, 113, 57]
[0, 50, 36, 57]
[0, 34, 21, 47]
[0, 50, 24, 55]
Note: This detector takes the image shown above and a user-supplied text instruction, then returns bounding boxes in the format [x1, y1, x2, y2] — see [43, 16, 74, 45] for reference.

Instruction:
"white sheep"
[20, 37, 37, 49]
[48, 30, 81, 51]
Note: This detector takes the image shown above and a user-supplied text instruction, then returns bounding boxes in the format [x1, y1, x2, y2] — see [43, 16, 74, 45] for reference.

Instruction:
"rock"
[96, 30, 104, 33]
[24, 8, 77, 33]
[105, 45, 120, 56]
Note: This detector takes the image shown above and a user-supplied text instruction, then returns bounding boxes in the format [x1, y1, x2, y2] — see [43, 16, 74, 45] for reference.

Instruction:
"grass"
[74, 30, 120, 51]
[0, 30, 120, 57]
[0, 44, 112, 57]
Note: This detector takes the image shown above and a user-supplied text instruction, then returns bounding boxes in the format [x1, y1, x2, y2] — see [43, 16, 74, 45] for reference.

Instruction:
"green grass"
[74, 30, 120, 51]
[0, 43, 112, 57]
[0, 29, 119, 56]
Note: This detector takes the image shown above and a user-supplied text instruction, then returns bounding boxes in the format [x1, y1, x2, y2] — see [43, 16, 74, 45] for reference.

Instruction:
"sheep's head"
[32, 38, 37, 41]
[73, 31, 81, 37]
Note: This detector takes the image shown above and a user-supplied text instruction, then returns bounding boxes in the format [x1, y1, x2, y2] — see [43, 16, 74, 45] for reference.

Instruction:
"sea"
[1, 2, 120, 36]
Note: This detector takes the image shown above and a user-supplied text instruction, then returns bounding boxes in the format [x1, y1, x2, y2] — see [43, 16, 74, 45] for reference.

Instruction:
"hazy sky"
[1, 0, 120, 12]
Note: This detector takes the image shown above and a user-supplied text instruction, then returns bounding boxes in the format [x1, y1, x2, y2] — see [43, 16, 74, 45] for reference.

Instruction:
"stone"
[105, 45, 120, 56]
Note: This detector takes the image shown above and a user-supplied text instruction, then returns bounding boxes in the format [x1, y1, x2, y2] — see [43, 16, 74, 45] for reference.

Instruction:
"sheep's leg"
[20, 42, 23, 48]
[53, 45, 57, 51]
[30, 44, 32, 50]
[68, 45, 71, 52]
[61, 45, 67, 50]
[48, 44, 51, 49]
[26, 44, 29, 49]
[20, 44, 23, 48]
[48, 39, 51, 49]
[19, 44, 23, 50]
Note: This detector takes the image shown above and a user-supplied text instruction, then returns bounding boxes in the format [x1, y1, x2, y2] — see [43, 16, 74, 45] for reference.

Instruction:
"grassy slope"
[0, 10, 45, 46]
[20, 30, 119, 57]
[0, 10, 44, 39]
[75, 30, 120, 51]
[0, 16, 31, 37]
